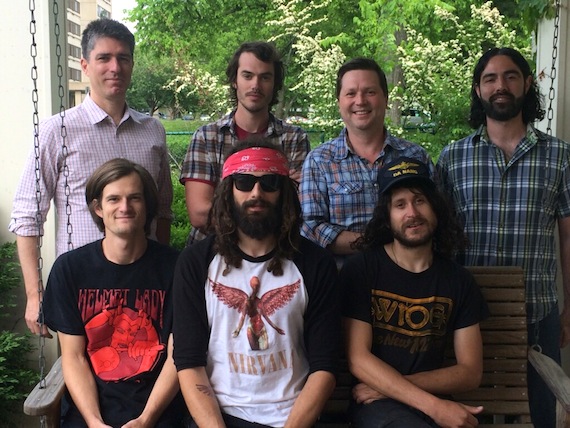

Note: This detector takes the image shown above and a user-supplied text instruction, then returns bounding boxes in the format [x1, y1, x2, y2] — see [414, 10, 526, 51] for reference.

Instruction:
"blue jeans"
[527, 307, 561, 428]
[349, 399, 438, 428]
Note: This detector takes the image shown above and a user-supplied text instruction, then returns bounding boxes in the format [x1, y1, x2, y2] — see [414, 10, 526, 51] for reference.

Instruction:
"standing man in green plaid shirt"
[437, 47, 570, 428]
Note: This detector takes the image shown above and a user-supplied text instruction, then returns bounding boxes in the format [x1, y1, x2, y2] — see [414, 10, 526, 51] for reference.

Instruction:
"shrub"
[170, 172, 191, 251]
[0, 242, 36, 424]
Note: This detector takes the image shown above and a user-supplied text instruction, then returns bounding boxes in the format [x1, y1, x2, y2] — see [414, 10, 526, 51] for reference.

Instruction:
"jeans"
[349, 399, 438, 428]
[527, 307, 561, 428]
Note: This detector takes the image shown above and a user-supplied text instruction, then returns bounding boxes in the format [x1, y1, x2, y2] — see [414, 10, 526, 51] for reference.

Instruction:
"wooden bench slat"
[461, 400, 530, 415]
[481, 330, 527, 344]
[455, 387, 529, 401]
[481, 372, 527, 387]
[483, 358, 527, 372]
[482, 288, 526, 302]
[485, 302, 526, 315]
[481, 317, 527, 330]
[23, 357, 65, 417]
[482, 345, 528, 358]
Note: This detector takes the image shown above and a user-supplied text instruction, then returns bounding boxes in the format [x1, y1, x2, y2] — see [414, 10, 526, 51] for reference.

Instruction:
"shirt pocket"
[329, 182, 367, 225]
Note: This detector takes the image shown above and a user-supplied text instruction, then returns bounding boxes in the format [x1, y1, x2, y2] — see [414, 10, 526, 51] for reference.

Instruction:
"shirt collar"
[225, 110, 280, 136]
[474, 124, 540, 146]
[336, 127, 394, 160]
[82, 93, 131, 125]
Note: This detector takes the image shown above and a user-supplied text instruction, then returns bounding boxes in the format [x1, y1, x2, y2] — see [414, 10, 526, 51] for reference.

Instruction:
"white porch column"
[0, 1, 64, 414]
[536, 0, 570, 372]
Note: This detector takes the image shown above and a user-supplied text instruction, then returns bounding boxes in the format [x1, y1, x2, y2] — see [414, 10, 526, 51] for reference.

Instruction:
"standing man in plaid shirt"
[179, 41, 309, 244]
[300, 58, 433, 268]
[437, 47, 570, 428]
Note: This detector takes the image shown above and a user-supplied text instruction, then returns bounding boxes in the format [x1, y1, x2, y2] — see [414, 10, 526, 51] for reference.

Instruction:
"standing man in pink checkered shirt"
[9, 18, 172, 337]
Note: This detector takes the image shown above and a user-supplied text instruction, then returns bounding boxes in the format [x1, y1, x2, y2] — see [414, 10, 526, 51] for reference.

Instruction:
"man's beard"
[233, 198, 281, 240]
[391, 218, 434, 249]
[480, 92, 525, 122]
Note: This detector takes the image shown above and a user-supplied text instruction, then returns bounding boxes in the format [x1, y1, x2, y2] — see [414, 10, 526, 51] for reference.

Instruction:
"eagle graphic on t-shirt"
[210, 276, 300, 350]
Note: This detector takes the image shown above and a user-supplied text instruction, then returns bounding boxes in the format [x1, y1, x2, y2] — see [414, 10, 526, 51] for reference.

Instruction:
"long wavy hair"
[469, 47, 544, 128]
[355, 179, 467, 258]
[207, 141, 301, 276]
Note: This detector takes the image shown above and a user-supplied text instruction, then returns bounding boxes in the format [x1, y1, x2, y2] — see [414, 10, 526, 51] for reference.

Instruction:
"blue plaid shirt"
[437, 125, 570, 323]
[300, 127, 434, 248]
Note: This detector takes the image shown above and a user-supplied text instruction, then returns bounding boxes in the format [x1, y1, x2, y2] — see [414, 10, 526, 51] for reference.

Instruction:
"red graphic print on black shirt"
[85, 302, 164, 381]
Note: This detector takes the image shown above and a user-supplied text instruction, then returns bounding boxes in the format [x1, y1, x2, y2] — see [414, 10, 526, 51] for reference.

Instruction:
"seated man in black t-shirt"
[341, 157, 489, 428]
[43, 158, 185, 427]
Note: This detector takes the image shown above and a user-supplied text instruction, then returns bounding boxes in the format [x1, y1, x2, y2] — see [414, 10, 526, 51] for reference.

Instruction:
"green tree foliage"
[129, 0, 552, 143]
[127, 51, 178, 116]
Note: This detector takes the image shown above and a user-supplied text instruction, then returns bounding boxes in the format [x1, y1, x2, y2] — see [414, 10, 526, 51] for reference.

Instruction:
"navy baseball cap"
[378, 157, 434, 195]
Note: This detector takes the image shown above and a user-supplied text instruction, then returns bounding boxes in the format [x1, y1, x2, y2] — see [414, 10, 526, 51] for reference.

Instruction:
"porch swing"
[21, 1, 570, 427]
[22, 1, 70, 427]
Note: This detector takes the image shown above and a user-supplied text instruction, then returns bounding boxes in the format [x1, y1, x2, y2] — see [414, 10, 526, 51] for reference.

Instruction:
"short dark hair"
[355, 179, 467, 258]
[86, 158, 158, 234]
[469, 47, 544, 128]
[336, 57, 388, 99]
[207, 139, 301, 276]
[226, 41, 284, 110]
[81, 18, 135, 61]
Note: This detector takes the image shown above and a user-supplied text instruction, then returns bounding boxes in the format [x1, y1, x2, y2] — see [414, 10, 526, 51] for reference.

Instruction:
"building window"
[98, 6, 111, 19]
[67, 20, 81, 37]
[69, 0, 80, 13]
[68, 44, 81, 59]
[69, 67, 82, 82]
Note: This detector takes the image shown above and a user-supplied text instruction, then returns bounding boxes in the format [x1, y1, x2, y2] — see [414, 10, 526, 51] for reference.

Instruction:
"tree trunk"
[386, 28, 407, 126]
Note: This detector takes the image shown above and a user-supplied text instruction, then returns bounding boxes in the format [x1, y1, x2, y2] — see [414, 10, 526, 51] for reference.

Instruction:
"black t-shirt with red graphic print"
[44, 239, 185, 427]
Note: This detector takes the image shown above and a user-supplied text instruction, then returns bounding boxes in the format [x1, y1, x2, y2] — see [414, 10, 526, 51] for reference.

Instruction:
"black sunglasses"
[232, 174, 283, 192]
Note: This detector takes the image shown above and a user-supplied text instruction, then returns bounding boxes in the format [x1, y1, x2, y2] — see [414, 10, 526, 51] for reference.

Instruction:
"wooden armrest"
[527, 347, 570, 412]
[23, 356, 66, 417]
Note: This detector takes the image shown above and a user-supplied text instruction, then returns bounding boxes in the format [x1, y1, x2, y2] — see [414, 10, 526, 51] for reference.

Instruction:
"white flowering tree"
[166, 61, 231, 119]
[396, 2, 529, 147]
[267, 0, 346, 131]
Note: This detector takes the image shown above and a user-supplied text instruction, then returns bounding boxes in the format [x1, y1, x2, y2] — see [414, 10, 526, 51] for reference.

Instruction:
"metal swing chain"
[29, 0, 48, 399]
[532, 0, 560, 354]
[29, 3, 48, 428]
[28, 2, 70, 421]
[52, 0, 72, 252]
[544, 0, 560, 137]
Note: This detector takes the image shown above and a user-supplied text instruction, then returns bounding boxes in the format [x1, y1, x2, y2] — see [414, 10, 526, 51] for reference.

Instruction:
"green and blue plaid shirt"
[437, 125, 570, 323]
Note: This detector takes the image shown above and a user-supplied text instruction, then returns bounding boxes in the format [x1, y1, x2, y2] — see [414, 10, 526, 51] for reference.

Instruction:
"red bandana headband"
[222, 147, 289, 179]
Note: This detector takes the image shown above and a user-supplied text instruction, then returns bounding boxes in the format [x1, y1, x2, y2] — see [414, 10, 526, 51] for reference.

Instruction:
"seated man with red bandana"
[173, 140, 340, 428]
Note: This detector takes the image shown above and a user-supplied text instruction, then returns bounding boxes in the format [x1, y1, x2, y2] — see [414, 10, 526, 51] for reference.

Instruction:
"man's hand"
[427, 400, 483, 428]
[26, 295, 52, 338]
[121, 418, 148, 428]
[352, 382, 386, 404]
[289, 168, 301, 184]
